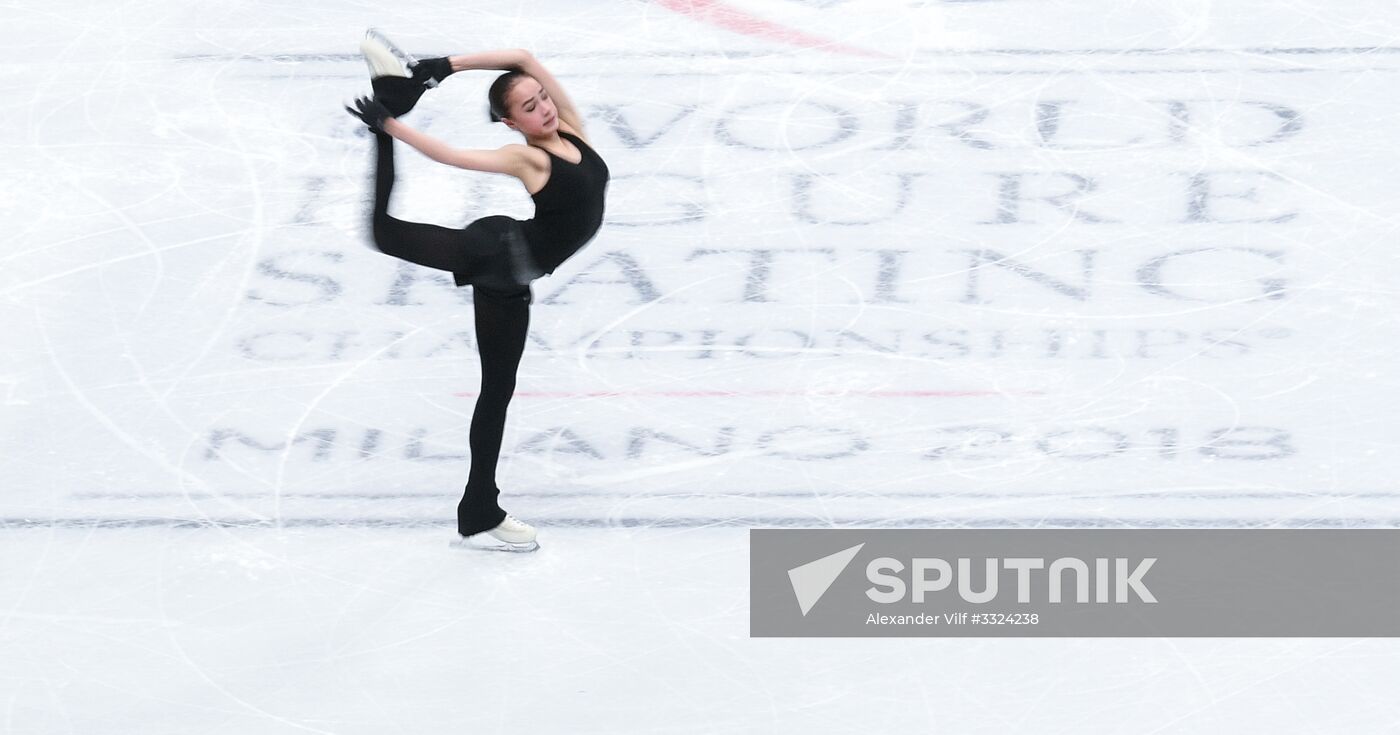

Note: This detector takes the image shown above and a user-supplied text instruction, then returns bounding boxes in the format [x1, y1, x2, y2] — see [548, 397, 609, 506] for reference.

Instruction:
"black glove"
[345, 96, 392, 130]
[410, 56, 454, 87]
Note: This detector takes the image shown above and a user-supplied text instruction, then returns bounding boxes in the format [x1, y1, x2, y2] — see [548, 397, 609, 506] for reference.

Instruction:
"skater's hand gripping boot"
[411, 57, 455, 87]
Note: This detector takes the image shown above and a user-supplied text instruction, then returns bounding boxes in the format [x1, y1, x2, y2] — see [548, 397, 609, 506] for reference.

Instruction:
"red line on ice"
[654, 0, 892, 58]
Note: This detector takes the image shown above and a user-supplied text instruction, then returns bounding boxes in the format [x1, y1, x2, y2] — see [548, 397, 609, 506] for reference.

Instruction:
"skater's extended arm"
[382, 118, 529, 176]
[443, 48, 531, 74]
[444, 48, 586, 135]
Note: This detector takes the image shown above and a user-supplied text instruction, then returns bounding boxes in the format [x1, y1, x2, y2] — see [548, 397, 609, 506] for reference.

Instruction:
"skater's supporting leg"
[457, 284, 531, 535]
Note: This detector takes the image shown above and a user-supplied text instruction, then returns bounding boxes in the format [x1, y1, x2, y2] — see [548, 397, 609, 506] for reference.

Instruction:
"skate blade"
[365, 29, 416, 61]
[360, 37, 409, 79]
[450, 534, 540, 553]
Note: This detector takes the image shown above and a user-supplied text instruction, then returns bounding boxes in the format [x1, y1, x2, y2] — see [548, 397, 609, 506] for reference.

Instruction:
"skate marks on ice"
[13, 37, 1400, 529]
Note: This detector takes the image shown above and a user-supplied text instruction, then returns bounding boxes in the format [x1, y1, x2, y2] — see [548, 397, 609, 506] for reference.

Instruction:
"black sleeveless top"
[520, 130, 610, 275]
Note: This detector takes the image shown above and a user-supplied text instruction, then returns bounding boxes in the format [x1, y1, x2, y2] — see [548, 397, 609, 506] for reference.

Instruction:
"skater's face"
[503, 77, 558, 135]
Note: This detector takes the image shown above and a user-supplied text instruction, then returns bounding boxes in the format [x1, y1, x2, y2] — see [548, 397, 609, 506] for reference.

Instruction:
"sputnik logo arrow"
[788, 543, 865, 616]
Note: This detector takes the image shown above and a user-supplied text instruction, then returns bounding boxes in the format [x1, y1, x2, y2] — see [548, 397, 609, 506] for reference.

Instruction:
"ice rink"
[6, 0, 1400, 731]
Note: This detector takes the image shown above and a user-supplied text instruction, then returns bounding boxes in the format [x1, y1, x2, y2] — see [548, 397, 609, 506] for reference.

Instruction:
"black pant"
[370, 131, 529, 535]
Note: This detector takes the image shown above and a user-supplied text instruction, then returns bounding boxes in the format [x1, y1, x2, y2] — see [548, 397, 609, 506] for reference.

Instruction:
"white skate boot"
[363, 28, 454, 87]
[360, 28, 411, 79]
[451, 514, 540, 553]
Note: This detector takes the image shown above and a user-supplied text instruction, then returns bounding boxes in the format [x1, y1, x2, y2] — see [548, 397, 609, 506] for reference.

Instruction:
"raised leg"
[368, 131, 479, 272]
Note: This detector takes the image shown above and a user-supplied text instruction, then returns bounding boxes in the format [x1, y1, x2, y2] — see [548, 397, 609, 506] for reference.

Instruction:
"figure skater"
[345, 31, 610, 552]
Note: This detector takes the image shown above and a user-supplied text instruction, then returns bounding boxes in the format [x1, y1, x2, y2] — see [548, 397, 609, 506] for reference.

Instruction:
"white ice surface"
[6, 0, 1400, 731]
